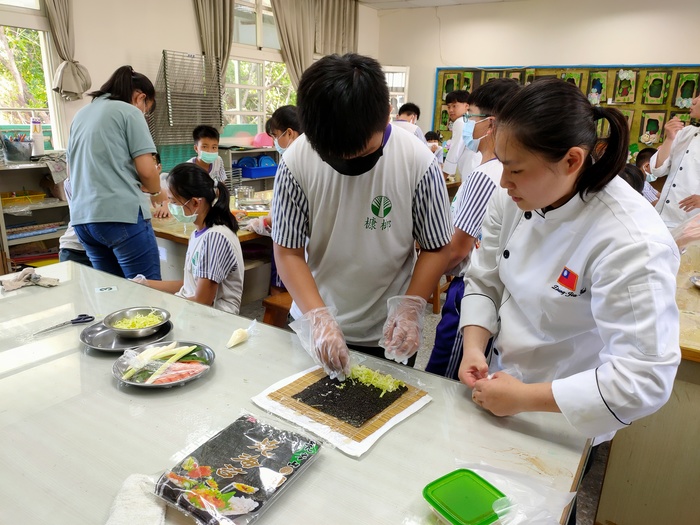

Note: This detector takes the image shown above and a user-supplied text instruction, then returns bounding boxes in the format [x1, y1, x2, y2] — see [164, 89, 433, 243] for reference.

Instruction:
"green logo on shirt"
[365, 195, 392, 231]
[371, 195, 392, 218]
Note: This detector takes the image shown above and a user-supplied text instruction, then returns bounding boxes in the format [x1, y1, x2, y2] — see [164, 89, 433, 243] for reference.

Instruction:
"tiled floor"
[240, 293, 607, 524]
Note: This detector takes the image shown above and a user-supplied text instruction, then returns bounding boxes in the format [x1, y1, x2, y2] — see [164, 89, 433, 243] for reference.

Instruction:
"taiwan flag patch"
[557, 267, 578, 291]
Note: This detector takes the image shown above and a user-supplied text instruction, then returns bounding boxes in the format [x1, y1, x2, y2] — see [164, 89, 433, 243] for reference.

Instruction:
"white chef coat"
[460, 176, 681, 440]
[652, 124, 700, 228]
[443, 117, 481, 179]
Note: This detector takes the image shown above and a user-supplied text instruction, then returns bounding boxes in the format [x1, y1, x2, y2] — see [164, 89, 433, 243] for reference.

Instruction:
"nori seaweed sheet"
[155, 414, 319, 525]
[291, 375, 408, 428]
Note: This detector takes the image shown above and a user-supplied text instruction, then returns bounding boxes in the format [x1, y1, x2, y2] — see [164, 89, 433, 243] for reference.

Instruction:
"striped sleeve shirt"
[642, 181, 659, 204]
[193, 230, 239, 283]
[413, 158, 454, 249]
[454, 168, 498, 239]
[271, 159, 309, 249]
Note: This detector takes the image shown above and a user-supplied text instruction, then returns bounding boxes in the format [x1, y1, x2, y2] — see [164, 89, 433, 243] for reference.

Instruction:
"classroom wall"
[62, 0, 200, 137]
[357, 3, 380, 59]
[375, 0, 700, 128]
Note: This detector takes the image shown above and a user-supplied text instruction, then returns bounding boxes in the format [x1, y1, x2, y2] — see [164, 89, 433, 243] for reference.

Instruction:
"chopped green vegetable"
[346, 365, 406, 397]
[113, 311, 164, 330]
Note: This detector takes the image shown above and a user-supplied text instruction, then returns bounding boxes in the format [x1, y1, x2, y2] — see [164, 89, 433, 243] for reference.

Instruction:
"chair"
[428, 275, 453, 314]
[262, 291, 293, 328]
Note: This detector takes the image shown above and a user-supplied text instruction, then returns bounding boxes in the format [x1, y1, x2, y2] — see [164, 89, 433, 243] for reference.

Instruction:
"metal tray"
[80, 321, 173, 352]
[111, 341, 215, 388]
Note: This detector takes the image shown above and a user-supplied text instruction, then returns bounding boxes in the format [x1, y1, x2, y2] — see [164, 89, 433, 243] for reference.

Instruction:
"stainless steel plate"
[112, 341, 215, 388]
[80, 321, 173, 352]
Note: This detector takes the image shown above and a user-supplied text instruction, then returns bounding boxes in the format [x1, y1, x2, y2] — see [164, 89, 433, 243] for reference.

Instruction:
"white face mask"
[645, 170, 657, 183]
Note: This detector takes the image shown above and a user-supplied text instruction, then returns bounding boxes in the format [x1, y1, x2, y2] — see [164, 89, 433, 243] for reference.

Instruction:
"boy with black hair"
[427, 77, 522, 380]
[425, 130, 444, 167]
[393, 102, 428, 144]
[272, 53, 453, 380]
[443, 89, 479, 181]
[635, 146, 660, 204]
[188, 125, 227, 182]
[636, 146, 658, 178]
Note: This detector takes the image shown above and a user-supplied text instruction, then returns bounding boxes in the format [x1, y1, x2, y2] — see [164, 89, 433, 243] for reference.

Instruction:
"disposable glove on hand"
[128, 274, 147, 285]
[380, 295, 427, 364]
[245, 217, 271, 236]
[289, 306, 351, 381]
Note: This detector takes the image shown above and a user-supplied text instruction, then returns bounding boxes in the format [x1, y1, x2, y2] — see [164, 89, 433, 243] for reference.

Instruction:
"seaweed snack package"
[155, 413, 320, 525]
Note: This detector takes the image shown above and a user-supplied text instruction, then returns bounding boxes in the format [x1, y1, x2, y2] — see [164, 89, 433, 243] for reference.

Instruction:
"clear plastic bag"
[227, 319, 260, 348]
[455, 462, 576, 525]
[154, 412, 321, 525]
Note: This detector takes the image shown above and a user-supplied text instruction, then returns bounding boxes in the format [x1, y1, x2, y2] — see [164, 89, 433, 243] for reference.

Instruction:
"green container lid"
[423, 469, 506, 525]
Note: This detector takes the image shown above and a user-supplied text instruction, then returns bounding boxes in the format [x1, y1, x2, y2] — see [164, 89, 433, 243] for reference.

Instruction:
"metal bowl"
[691, 276, 700, 289]
[103, 307, 171, 339]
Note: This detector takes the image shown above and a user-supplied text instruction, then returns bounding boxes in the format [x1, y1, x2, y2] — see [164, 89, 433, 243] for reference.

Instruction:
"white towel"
[105, 474, 165, 525]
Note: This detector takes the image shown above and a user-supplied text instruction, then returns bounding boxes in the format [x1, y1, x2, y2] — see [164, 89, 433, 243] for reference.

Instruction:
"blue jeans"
[73, 211, 161, 280]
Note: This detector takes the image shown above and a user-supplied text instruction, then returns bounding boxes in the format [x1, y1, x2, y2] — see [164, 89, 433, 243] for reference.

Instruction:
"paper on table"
[252, 366, 432, 458]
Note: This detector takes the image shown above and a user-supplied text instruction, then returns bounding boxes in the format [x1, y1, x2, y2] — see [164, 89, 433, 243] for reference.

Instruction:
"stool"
[262, 291, 293, 328]
[429, 275, 453, 314]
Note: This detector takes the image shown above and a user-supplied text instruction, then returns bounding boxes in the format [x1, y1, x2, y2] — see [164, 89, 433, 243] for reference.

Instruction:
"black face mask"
[320, 126, 390, 176]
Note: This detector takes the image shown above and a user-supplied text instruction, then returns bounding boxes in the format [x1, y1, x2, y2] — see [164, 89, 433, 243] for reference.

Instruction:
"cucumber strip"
[145, 345, 197, 384]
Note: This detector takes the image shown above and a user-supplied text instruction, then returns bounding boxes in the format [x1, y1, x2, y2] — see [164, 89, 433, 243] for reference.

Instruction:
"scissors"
[33, 314, 95, 336]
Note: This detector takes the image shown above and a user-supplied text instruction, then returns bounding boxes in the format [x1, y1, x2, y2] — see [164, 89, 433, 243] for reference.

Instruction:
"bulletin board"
[433, 65, 700, 159]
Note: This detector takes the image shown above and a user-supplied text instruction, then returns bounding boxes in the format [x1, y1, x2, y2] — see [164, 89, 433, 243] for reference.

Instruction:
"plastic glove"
[246, 216, 271, 236]
[289, 306, 351, 381]
[380, 295, 427, 364]
[129, 274, 147, 285]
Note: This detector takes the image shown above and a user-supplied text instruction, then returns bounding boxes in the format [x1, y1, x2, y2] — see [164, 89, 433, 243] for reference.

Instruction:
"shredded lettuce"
[347, 365, 405, 397]
[113, 311, 164, 330]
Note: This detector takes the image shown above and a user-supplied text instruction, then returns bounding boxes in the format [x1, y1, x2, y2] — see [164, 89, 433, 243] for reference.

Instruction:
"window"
[233, 0, 279, 50]
[0, 0, 59, 148]
[0, 0, 40, 9]
[384, 66, 410, 121]
[223, 58, 296, 133]
[227, 1, 294, 135]
[0, 25, 50, 125]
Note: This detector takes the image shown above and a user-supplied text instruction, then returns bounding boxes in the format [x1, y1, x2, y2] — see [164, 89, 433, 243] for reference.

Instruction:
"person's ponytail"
[88, 65, 155, 111]
[205, 180, 238, 232]
[576, 105, 629, 197]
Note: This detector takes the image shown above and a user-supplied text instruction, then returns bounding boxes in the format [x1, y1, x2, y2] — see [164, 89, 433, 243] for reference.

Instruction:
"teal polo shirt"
[67, 95, 157, 225]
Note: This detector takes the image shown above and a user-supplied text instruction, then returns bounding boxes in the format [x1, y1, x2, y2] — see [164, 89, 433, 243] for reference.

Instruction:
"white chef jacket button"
[680, 166, 683, 170]
[503, 250, 510, 259]
[666, 199, 670, 203]
[687, 150, 690, 154]
[672, 183, 676, 187]
[524, 211, 532, 219]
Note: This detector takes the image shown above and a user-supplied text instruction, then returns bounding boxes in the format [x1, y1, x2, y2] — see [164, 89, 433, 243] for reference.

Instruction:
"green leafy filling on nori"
[292, 376, 408, 428]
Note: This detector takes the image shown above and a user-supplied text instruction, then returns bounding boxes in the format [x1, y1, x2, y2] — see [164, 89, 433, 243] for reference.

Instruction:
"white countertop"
[0, 262, 588, 524]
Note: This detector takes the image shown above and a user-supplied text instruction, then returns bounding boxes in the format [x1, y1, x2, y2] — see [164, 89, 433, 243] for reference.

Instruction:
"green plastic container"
[423, 469, 506, 525]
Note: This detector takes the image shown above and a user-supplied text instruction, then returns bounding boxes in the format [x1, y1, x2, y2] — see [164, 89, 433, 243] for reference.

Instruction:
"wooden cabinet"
[0, 163, 69, 272]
